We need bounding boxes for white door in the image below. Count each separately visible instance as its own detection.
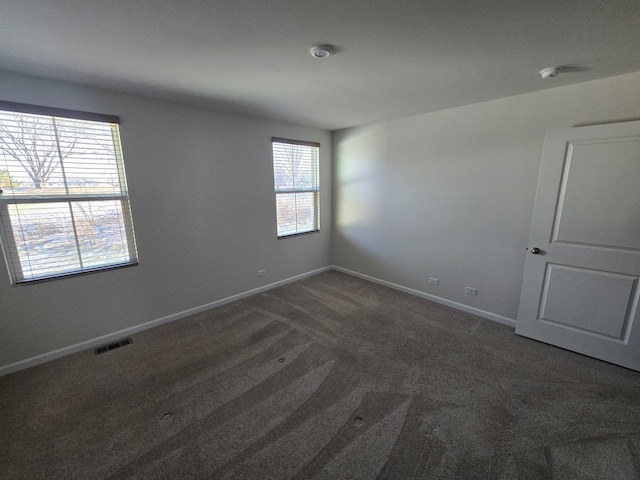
[516,120,640,371]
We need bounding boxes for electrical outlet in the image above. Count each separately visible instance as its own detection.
[465,287,477,295]
[428,277,439,285]
[257,269,266,277]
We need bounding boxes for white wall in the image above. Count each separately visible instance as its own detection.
[332,72,640,322]
[0,72,332,370]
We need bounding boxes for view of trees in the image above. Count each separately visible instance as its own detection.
[0,168,21,190]
[273,143,314,190]
[0,114,81,189]
[0,112,120,193]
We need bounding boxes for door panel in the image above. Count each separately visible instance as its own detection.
[553,139,640,250]
[516,120,640,371]
[539,264,637,339]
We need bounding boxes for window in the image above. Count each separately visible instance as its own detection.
[0,101,138,283]
[272,138,320,237]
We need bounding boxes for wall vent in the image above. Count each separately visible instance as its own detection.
[94,338,132,355]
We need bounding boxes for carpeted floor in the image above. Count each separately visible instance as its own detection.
[1,270,640,479]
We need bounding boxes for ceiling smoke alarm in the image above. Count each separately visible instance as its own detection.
[310,45,334,58]
[540,66,562,79]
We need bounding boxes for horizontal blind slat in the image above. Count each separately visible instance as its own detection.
[0,101,120,124]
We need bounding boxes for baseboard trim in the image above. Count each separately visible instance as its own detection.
[0,266,333,377]
[331,266,517,328]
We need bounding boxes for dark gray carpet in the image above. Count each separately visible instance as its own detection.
[1,270,640,479]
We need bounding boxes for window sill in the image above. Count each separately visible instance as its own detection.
[277,230,320,240]
[14,262,139,286]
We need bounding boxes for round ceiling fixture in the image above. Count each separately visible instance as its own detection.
[540,66,562,79]
[310,45,334,58]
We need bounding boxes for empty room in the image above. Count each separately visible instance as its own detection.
[1,0,640,478]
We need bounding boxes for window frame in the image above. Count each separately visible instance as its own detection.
[0,101,138,284]
[271,137,320,239]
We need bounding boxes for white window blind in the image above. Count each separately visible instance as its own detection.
[0,101,138,283]
[272,138,320,237]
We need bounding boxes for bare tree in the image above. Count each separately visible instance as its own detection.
[0,114,80,189]
[274,144,313,189]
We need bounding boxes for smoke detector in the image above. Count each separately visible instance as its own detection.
[310,45,334,58]
[540,66,562,79]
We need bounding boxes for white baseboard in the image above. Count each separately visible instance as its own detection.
[0,266,333,377]
[331,266,517,328]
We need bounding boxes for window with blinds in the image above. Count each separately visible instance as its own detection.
[0,101,138,284]
[272,138,320,238]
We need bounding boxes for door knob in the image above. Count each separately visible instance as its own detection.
[530,247,541,254]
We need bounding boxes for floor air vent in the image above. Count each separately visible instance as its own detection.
[94,338,132,355]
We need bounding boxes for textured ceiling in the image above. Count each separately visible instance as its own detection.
[1,0,639,130]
